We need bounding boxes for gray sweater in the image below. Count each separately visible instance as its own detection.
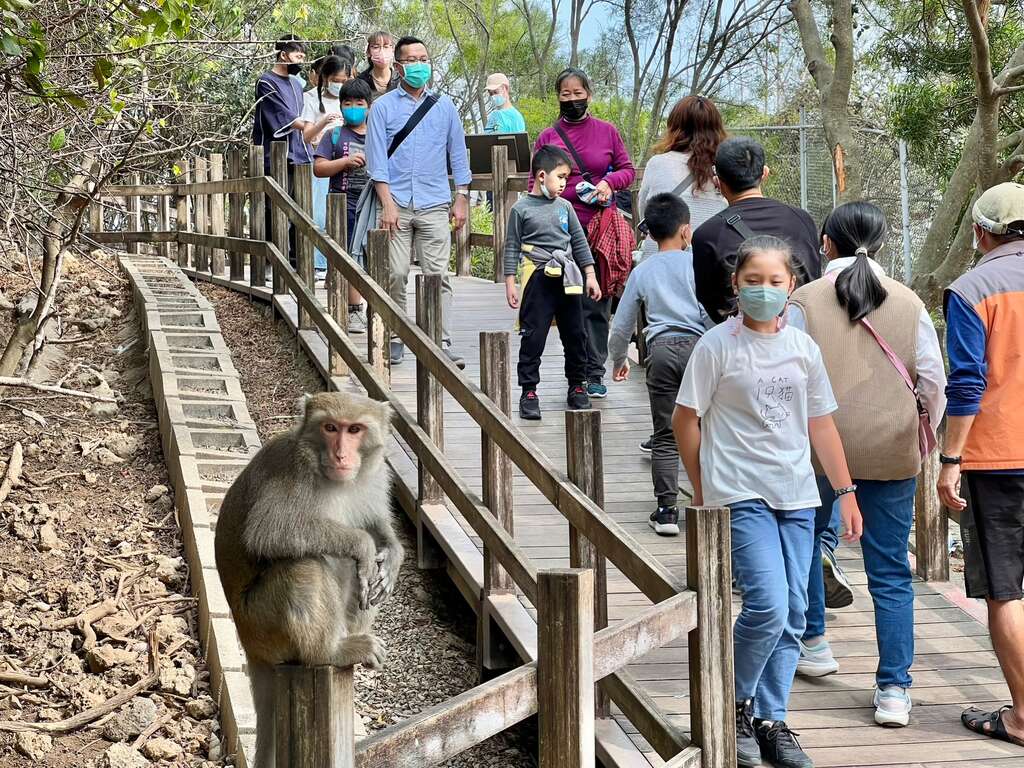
[503,194,594,276]
[608,248,707,368]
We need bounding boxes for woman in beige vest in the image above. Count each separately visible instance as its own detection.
[786,201,946,728]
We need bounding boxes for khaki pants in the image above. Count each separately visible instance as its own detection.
[387,204,453,346]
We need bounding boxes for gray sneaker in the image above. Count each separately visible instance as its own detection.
[390,340,405,365]
[347,308,366,334]
[736,699,761,768]
[443,346,466,370]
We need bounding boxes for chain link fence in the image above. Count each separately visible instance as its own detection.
[731,115,938,284]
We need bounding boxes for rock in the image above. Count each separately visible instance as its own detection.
[83,471,98,484]
[37,707,62,721]
[207,733,222,761]
[159,661,196,695]
[144,485,169,503]
[92,447,124,466]
[151,555,184,585]
[142,738,182,761]
[1,573,29,600]
[103,697,158,742]
[38,522,60,551]
[154,614,187,644]
[105,434,139,459]
[186,696,217,719]
[95,610,135,639]
[86,644,138,673]
[0,291,13,311]
[103,743,150,768]
[15,732,52,759]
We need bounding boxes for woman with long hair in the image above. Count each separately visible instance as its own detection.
[638,96,727,256]
[356,31,398,95]
[787,201,946,729]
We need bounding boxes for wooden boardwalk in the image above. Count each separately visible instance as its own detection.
[374,274,1017,768]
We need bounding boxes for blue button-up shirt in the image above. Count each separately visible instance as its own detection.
[365,87,472,210]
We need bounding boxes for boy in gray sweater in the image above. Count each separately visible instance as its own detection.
[609,193,706,535]
[505,145,602,420]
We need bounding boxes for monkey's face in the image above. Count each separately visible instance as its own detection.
[319,419,366,482]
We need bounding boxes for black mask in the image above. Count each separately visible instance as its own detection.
[559,98,589,122]
[286,62,302,76]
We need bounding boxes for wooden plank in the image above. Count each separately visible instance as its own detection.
[275,665,355,768]
[365,229,391,386]
[538,568,595,768]
[157,187,172,260]
[490,144,509,283]
[415,274,444,504]
[176,159,190,267]
[193,156,209,271]
[915,450,948,581]
[125,173,141,255]
[248,144,267,288]
[270,141,290,296]
[326,193,349,376]
[209,152,226,275]
[293,162,314,329]
[227,149,246,280]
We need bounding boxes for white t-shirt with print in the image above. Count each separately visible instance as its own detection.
[301,90,341,147]
[676,319,837,511]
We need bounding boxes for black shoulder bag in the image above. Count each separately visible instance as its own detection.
[388,93,439,157]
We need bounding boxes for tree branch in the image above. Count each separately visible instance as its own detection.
[0,378,115,402]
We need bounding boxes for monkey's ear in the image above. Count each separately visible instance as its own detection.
[374,399,393,430]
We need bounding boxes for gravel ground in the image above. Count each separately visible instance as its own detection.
[200,284,537,767]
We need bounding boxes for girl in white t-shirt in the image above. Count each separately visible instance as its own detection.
[673,235,862,768]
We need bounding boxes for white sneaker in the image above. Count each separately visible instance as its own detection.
[797,639,840,677]
[873,685,911,727]
[347,308,367,334]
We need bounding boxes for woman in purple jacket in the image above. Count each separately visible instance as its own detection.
[534,68,636,398]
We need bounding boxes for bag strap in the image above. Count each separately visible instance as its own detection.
[388,94,439,158]
[670,172,695,197]
[724,212,757,240]
[553,123,594,183]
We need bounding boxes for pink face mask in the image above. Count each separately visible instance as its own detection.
[369,46,393,67]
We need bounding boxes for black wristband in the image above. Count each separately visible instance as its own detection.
[939,454,962,465]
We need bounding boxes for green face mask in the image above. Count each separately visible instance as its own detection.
[738,286,789,321]
[401,62,432,89]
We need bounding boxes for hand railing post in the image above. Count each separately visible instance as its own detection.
[210,152,226,276]
[915,451,948,581]
[538,568,595,768]
[89,194,103,234]
[270,141,290,299]
[490,144,509,284]
[126,174,140,255]
[248,145,266,288]
[366,229,391,385]
[193,156,209,272]
[415,273,445,569]
[565,409,609,717]
[685,506,735,768]
[274,664,355,768]
[157,187,171,260]
[293,163,314,329]
[478,330,516,672]
[227,149,245,281]
[326,193,349,377]
[175,158,190,268]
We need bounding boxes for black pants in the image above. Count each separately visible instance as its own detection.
[645,334,698,508]
[517,273,586,390]
[584,260,612,382]
[264,165,298,265]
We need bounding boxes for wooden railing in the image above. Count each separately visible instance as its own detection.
[91,141,734,768]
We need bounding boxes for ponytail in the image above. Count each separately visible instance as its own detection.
[314,55,348,115]
[824,202,889,322]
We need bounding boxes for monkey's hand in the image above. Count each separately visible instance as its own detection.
[337,633,386,669]
[340,529,379,611]
[369,544,404,607]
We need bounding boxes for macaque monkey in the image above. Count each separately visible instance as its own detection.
[214,391,404,768]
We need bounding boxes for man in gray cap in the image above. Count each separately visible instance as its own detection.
[939,181,1024,746]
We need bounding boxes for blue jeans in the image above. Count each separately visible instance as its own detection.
[804,476,917,688]
[312,173,330,270]
[731,499,815,721]
[805,476,840,640]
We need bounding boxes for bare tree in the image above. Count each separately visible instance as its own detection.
[568,0,599,67]
[513,0,561,92]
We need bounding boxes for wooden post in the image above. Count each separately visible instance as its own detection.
[89,196,103,234]
[685,507,735,768]
[270,141,290,297]
[565,409,609,717]
[227,149,246,281]
[293,163,315,328]
[629,186,641,241]
[538,568,595,768]
[210,152,226,275]
[490,144,509,284]
[248,145,266,287]
[366,229,391,385]
[455,214,471,277]
[479,331,516,672]
[125,174,141,255]
[274,664,355,768]
[193,156,209,272]
[915,451,948,581]
[414,273,446,569]
[326,193,349,376]
[157,191,171,260]
[175,158,189,268]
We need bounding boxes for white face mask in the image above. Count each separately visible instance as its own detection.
[327,82,342,97]
[539,173,555,199]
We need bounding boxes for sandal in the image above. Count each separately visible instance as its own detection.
[962,705,1024,746]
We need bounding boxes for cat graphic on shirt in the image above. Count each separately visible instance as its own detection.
[757,376,794,430]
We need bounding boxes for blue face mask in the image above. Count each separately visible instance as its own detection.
[342,106,367,125]
[401,62,432,89]
[491,94,506,108]
[738,286,789,322]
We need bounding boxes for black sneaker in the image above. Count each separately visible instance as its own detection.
[567,383,590,410]
[756,720,814,768]
[639,437,653,454]
[649,506,679,536]
[822,544,854,609]
[735,699,761,768]
[519,390,541,420]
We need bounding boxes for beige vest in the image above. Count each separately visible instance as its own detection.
[789,275,923,480]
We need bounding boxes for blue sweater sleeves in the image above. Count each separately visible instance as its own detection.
[944,290,988,416]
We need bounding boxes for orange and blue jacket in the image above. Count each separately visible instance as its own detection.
[944,241,1024,470]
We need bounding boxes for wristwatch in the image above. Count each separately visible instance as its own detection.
[455,187,469,197]
[939,454,963,465]
[834,484,857,497]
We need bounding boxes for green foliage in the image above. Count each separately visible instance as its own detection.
[449,203,496,280]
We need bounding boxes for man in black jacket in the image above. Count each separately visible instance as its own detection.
[692,136,821,324]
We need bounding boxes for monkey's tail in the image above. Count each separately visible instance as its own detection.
[248,659,276,768]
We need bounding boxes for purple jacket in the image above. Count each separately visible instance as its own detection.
[534,116,635,228]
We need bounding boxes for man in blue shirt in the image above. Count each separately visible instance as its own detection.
[485,73,527,134]
[366,36,472,368]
